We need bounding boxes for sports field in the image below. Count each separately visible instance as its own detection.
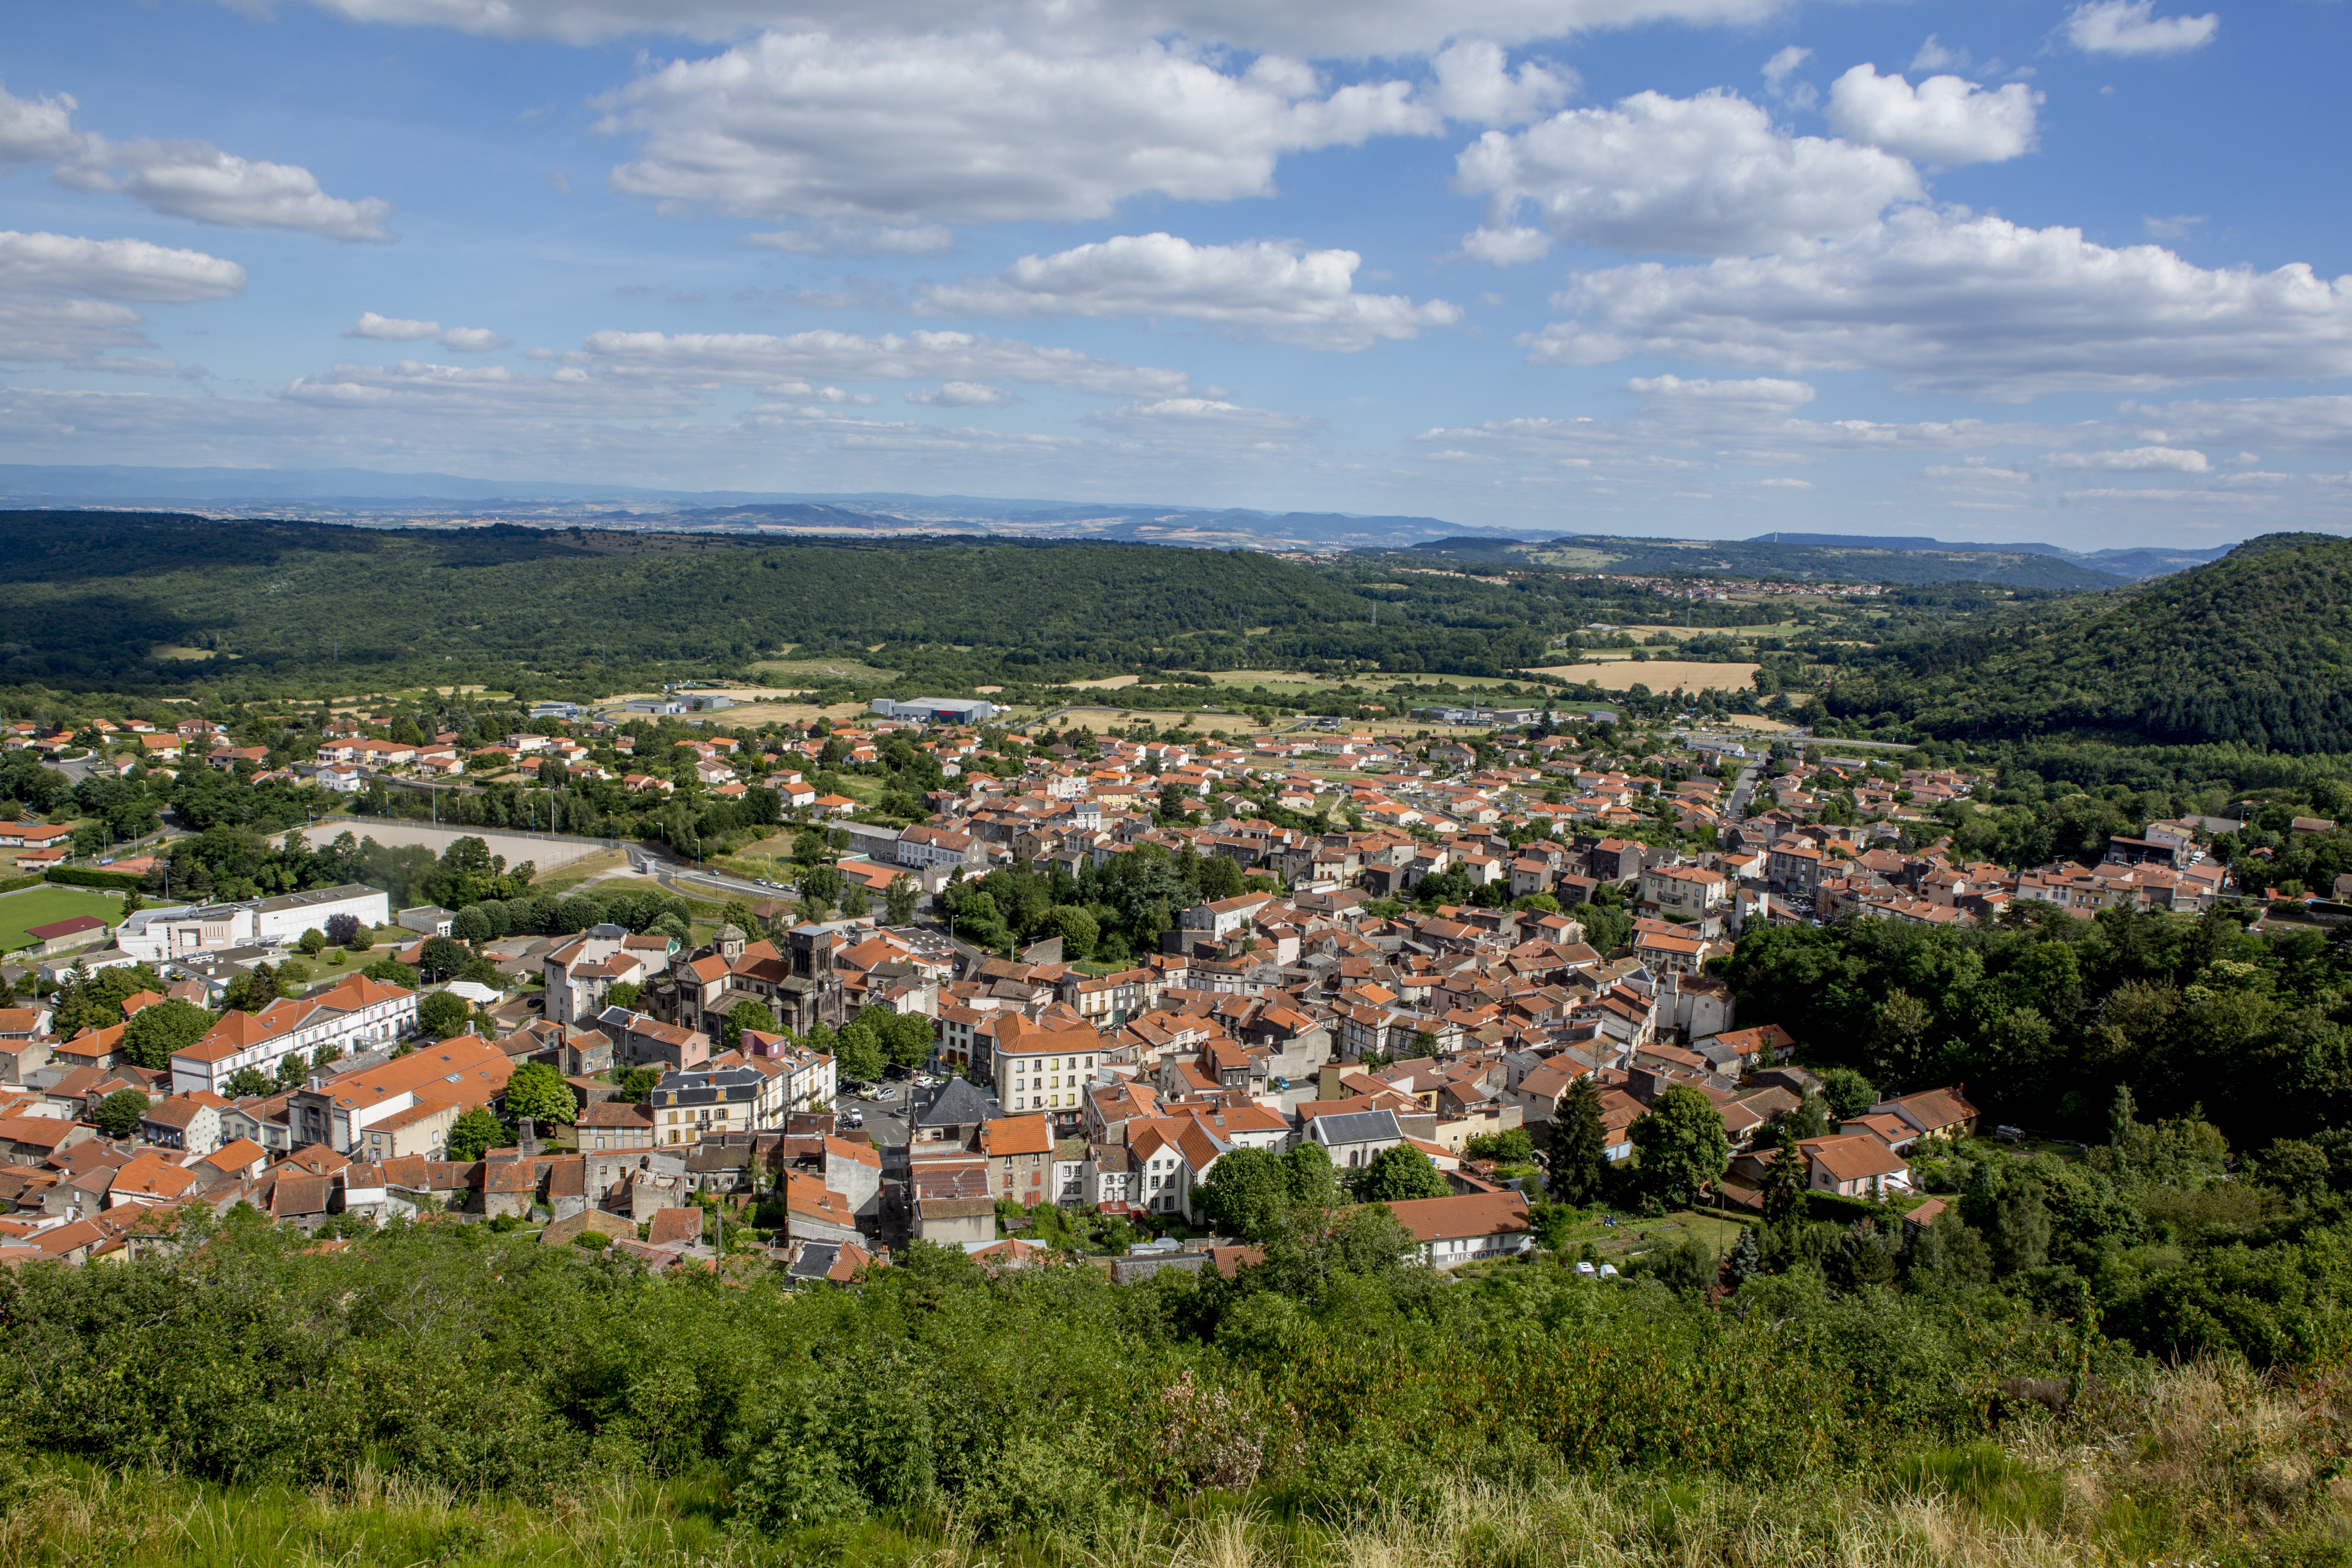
[0,886,124,953]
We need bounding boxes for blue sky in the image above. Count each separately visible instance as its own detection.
[1,0,2347,547]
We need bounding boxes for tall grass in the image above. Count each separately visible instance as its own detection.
[2,1362,2342,1568]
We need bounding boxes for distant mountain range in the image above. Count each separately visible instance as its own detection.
[0,462,2239,583]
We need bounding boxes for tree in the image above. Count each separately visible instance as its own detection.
[1283,1141,1338,1209]
[606,981,644,1010]
[504,1062,578,1127]
[417,990,471,1040]
[311,1042,343,1070]
[835,1021,884,1084]
[93,1087,150,1139]
[221,962,282,1014]
[447,1105,507,1162]
[1818,1066,1878,1122]
[363,958,420,988]
[722,901,763,942]
[418,937,470,984]
[1721,1225,1764,1289]
[1196,1147,1290,1240]
[611,1063,662,1099]
[297,927,328,956]
[837,879,871,920]
[1546,1076,1608,1206]
[1781,1091,1831,1140]
[1045,905,1098,959]
[224,1067,272,1098]
[451,906,493,944]
[725,997,776,1050]
[885,875,919,926]
[119,999,216,1070]
[325,912,363,948]
[873,1008,932,1070]
[1462,1127,1536,1164]
[1348,1144,1450,1204]
[1628,1084,1730,1210]
[1761,1126,1807,1225]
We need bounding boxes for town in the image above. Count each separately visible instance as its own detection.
[0,682,2265,1283]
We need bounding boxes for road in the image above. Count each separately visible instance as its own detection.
[1725,760,1763,822]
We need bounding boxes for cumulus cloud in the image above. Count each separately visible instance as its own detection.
[2064,0,2219,56]
[344,313,513,351]
[0,230,244,372]
[0,80,392,240]
[1085,396,1324,447]
[1454,89,1920,261]
[1426,41,1575,127]
[906,381,1017,406]
[0,81,81,170]
[1526,208,2352,398]
[1825,65,2038,164]
[1909,35,1967,73]
[578,326,1192,397]
[345,312,441,341]
[284,359,709,416]
[601,32,1451,229]
[249,0,1795,58]
[58,141,394,241]
[1760,46,1811,92]
[0,230,246,302]
[2050,445,2213,472]
[917,232,1460,351]
[741,221,953,256]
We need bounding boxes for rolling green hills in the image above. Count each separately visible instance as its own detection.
[1822,533,2352,751]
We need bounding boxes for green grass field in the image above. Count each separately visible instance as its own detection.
[0,885,126,953]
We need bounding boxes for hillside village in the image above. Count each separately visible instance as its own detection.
[0,689,2259,1278]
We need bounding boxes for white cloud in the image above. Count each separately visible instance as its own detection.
[345,312,441,341]
[1755,476,1811,488]
[283,359,710,416]
[2144,213,2204,239]
[1427,41,1575,127]
[250,0,1797,58]
[602,32,1443,228]
[1086,396,1323,446]
[58,140,394,241]
[0,230,244,372]
[0,81,81,170]
[1527,208,2352,398]
[2117,395,2352,453]
[1825,65,2038,165]
[344,313,513,351]
[1760,46,1811,91]
[578,326,1192,396]
[0,230,246,302]
[0,80,392,240]
[1454,89,1920,261]
[2050,445,2212,472]
[741,221,953,256]
[1909,35,1967,73]
[1924,462,2032,481]
[918,232,1461,351]
[2064,0,2219,56]
[906,381,1017,406]
[1457,225,1555,265]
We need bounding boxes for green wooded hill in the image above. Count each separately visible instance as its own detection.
[1408,533,2129,591]
[0,512,1392,693]
[1824,533,2352,751]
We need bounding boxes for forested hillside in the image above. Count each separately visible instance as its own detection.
[1820,534,2352,752]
